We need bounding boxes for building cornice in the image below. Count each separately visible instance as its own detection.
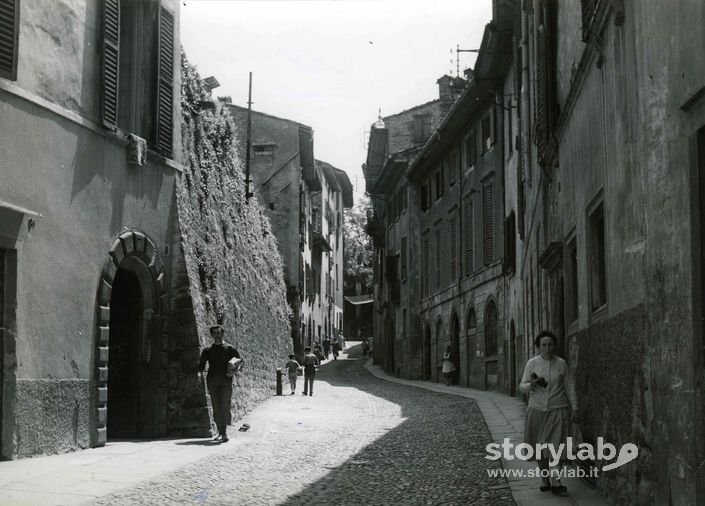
[0,80,184,172]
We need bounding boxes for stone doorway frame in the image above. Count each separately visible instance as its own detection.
[93,230,167,447]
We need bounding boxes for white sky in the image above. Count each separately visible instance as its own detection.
[180,0,493,200]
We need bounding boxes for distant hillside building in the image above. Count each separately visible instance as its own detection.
[225,104,352,355]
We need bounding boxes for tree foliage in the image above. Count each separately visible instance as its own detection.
[343,194,374,294]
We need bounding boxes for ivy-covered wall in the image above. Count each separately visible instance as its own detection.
[167,53,292,436]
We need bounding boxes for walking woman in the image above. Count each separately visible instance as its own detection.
[442,345,456,386]
[519,330,579,496]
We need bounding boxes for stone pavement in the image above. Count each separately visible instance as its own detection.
[0,344,607,506]
[364,359,611,506]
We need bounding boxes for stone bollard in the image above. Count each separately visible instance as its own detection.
[276,368,283,396]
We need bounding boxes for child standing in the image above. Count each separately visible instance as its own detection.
[284,354,301,395]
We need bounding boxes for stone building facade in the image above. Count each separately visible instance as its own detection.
[363,80,461,378]
[523,0,705,503]
[365,0,705,503]
[0,0,183,458]
[226,105,352,357]
[0,1,292,460]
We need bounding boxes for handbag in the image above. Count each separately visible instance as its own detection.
[226,357,243,377]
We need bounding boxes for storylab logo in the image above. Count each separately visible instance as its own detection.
[485,437,638,471]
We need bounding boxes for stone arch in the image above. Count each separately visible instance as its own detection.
[423,322,432,380]
[450,311,460,385]
[484,297,499,391]
[94,230,167,446]
[435,316,443,382]
[484,298,499,356]
[465,306,477,386]
[509,319,517,396]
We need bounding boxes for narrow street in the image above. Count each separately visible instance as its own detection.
[82,345,513,506]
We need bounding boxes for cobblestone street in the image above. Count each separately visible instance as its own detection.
[88,348,514,506]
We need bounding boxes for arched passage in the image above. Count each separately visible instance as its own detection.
[107,265,143,437]
[466,307,476,387]
[435,318,443,383]
[484,299,498,391]
[509,319,517,396]
[94,230,167,446]
[423,323,432,380]
[450,312,460,385]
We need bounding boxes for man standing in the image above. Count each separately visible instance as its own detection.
[197,325,240,442]
[302,346,319,396]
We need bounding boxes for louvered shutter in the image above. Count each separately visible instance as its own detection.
[464,199,473,275]
[490,107,496,146]
[101,0,119,128]
[0,0,19,81]
[483,184,494,264]
[449,216,457,282]
[535,20,547,163]
[434,229,442,291]
[422,237,429,297]
[156,6,174,157]
[401,237,407,280]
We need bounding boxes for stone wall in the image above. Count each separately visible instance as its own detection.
[571,303,650,504]
[169,54,292,436]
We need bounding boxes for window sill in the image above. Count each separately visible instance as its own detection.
[590,304,608,324]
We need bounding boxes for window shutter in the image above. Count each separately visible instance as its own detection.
[434,229,442,291]
[0,0,19,81]
[401,237,407,280]
[464,199,473,275]
[422,237,429,297]
[156,6,174,157]
[490,107,496,146]
[483,184,494,264]
[101,0,120,128]
[536,23,547,162]
[449,216,457,282]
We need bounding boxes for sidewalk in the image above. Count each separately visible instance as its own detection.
[364,359,611,506]
[0,435,240,505]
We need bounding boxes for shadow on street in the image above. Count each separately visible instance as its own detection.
[278,344,514,505]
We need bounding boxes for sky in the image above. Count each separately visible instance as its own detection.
[180,0,493,201]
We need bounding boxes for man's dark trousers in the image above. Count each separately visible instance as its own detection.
[207,375,233,434]
[303,371,315,395]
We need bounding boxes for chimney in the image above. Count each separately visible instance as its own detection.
[437,75,454,104]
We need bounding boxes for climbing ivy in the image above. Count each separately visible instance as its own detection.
[178,51,292,368]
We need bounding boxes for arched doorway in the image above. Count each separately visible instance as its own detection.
[435,318,443,383]
[107,266,142,437]
[509,320,517,396]
[466,308,476,387]
[108,256,158,439]
[423,323,432,380]
[450,312,460,385]
[95,230,167,446]
[485,300,499,391]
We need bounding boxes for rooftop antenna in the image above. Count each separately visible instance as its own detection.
[456,44,479,77]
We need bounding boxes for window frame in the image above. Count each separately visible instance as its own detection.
[564,231,579,325]
[587,199,607,314]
